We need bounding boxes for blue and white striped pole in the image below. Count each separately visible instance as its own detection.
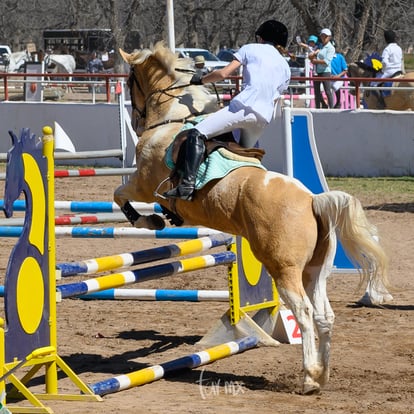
[0,199,162,214]
[78,288,229,301]
[0,226,223,239]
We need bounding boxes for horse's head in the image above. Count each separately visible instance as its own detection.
[120,42,219,136]
[3,129,38,218]
[347,53,383,95]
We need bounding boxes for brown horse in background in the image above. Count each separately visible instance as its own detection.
[114,42,390,395]
[348,58,414,110]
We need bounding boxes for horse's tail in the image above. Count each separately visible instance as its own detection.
[312,190,391,304]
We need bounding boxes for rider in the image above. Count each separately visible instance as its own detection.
[164,19,291,201]
[380,29,403,80]
[373,29,403,109]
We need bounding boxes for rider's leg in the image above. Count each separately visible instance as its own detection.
[163,106,266,201]
[163,128,206,200]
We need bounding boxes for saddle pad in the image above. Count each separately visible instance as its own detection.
[165,133,266,190]
[194,147,266,190]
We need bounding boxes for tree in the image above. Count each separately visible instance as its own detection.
[0,0,412,71]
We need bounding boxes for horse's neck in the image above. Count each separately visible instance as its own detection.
[147,82,218,126]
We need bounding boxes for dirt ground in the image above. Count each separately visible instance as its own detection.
[0,175,412,414]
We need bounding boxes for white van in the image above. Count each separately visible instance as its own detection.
[175,48,228,72]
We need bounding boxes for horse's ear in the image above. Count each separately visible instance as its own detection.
[119,49,132,64]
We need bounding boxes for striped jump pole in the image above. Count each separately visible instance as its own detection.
[0,212,128,227]
[0,168,136,181]
[54,168,136,178]
[57,251,235,299]
[78,288,229,301]
[0,200,162,214]
[57,233,232,276]
[0,286,228,301]
[0,226,223,239]
[89,336,258,396]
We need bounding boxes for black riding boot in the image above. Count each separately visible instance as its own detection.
[163,129,206,201]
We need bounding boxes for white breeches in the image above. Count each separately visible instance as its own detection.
[195,105,267,148]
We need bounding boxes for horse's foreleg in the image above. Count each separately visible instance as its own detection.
[276,268,322,395]
[114,180,165,230]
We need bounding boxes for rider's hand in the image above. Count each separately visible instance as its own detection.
[190,74,203,85]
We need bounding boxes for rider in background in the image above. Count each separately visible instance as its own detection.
[164,19,291,201]
[373,30,403,108]
[380,30,403,80]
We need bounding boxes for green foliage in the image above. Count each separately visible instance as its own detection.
[404,54,414,71]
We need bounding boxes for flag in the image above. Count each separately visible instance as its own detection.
[54,121,76,153]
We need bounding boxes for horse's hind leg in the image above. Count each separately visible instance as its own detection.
[304,263,335,387]
[303,236,336,388]
[114,172,165,230]
[276,266,322,395]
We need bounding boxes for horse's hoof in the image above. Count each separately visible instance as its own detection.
[135,214,165,230]
[302,381,321,395]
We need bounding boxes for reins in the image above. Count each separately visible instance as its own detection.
[128,65,222,132]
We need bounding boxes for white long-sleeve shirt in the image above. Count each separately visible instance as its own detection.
[381,42,403,78]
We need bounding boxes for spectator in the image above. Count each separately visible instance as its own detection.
[87,52,104,92]
[87,52,104,74]
[297,35,319,54]
[164,20,291,201]
[309,28,335,108]
[194,55,209,76]
[330,43,348,108]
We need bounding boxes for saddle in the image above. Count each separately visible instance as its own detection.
[163,130,266,227]
[170,130,265,169]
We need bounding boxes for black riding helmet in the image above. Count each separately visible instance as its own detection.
[384,30,396,44]
[255,20,288,48]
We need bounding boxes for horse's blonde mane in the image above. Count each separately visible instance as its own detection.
[127,41,217,114]
[129,41,193,82]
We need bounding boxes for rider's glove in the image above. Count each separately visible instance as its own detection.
[190,74,203,85]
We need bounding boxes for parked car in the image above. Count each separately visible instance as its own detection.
[0,45,12,69]
[175,48,228,72]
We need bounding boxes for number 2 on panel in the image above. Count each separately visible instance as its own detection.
[287,314,302,339]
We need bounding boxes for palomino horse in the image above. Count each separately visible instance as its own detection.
[348,57,414,110]
[114,42,390,395]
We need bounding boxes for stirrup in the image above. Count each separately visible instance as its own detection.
[154,176,172,200]
[163,185,195,201]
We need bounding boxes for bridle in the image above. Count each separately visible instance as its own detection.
[127,66,221,132]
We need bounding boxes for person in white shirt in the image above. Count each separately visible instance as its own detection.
[373,30,404,108]
[164,20,291,201]
[380,30,403,79]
